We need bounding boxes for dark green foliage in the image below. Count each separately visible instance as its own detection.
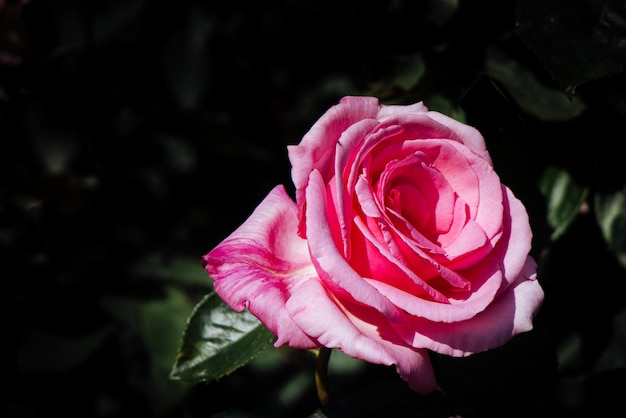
[170,292,275,382]
[516,0,626,95]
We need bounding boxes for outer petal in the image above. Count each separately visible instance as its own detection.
[286,278,437,394]
[376,185,540,351]
[363,254,503,323]
[287,96,380,213]
[425,111,493,165]
[376,101,429,119]
[495,186,534,288]
[393,256,543,356]
[202,185,319,349]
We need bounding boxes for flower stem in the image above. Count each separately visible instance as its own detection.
[315,347,333,405]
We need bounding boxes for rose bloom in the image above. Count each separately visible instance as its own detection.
[203,96,544,393]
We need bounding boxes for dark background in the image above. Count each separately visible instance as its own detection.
[2,1,626,417]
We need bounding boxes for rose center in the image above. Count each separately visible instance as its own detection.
[378,152,456,244]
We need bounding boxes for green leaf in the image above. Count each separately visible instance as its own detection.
[539,167,589,240]
[485,47,586,121]
[171,291,275,382]
[594,187,626,269]
[516,0,626,94]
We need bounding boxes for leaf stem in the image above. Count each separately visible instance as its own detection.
[315,347,333,405]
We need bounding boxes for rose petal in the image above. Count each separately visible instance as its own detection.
[394,256,543,356]
[352,215,450,303]
[332,118,381,255]
[355,174,444,256]
[370,139,503,243]
[346,123,407,201]
[496,186,534,289]
[376,152,456,237]
[376,113,462,144]
[202,185,319,349]
[442,218,491,268]
[354,173,471,293]
[425,111,493,165]
[436,198,470,250]
[288,96,380,226]
[286,278,437,394]
[386,220,471,292]
[365,253,503,323]
[305,169,398,317]
[377,101,429,119]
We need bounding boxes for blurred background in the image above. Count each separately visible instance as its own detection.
[2,1,625,417]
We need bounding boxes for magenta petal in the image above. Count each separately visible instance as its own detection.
[286,279,437,394]
[305,169,397,317]
[287,97,380,219]
[425,111,493,165]
[364,256,502,323]
[377,101,429,119]
[332,118,381,255]
[426,140,504,242]
[202,185,319,349]
[497,186,534,288]
[355,175,381,218]
[397,256,543,356]
[353,216,450,303]
[443,218,490,265]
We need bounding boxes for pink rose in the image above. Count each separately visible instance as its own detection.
[202,96,544,393]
